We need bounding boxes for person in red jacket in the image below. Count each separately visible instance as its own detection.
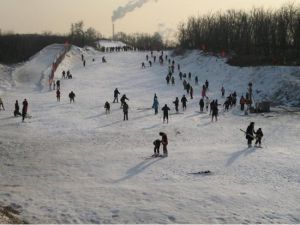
[159,132,168,157]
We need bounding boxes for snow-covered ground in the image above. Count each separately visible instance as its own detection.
[0,46,299,223]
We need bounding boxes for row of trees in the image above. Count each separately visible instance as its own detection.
[0,20,166,64]
[177,4,300,65]
[0,21,102,64]
[114,32,164,50]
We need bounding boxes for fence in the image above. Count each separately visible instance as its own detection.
[48,43,71,87]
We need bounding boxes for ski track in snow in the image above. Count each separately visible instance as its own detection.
[0,46,299,223]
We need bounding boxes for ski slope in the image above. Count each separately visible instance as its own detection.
[0,46,299,223]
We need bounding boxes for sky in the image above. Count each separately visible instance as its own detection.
[0,0,299,40]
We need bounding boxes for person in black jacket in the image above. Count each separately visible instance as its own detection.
[211,100,219,122]
[153,139,161,156]
[120,94,129,108]
[14,100,21,117]
[69,91,75,103]
[113,88,120,103]
[255,128,263,147]
[104,101,110,114]
[123,102,129,120]
[161,104,170,123]
[246,122,256,147]
[199,98,204,112]
[181,95,188,111]
[173,97,179,113]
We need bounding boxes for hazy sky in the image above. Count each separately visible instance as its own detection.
[0,0,299,40]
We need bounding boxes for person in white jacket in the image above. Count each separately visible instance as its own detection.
[205,97,210,112]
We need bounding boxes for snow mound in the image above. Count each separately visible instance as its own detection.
[12,44,65,89]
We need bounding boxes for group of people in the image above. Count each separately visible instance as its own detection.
[62,70,72,79]
[153,132,168,157]
[0,97,28,122]
[245,122,264,148]
[14,99,28,122]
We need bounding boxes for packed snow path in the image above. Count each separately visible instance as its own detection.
[0,47,299,223]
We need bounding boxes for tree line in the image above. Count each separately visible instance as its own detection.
[0,20,166,64]
[0,21,101,64]
[114,32,164,50]
[177,4,300,66]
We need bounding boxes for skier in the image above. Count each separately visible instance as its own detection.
[179,72,183,80]
[246,122,255,147]
[152,97,159,115]
[166,75,170,85]
[211,100,219,122]
[102,56,106,63]
[205,80,209,89]
[181,95,188,111]
[69,91,75,103]
[190,86,194,99]
[224,99,230,112]
[195,76,198,85]
[56,80,60,90]
[14,100,21,117]
[56,89,60,102]
[146,55,149,61]
[159,132,168,156]
[62,70,66,79]
[205,97,210,112]
[153,56,156,63]
[104,101,110,114]
[161,104,170,123]
[171,76,175,85]
[255,128,264,147]
[83,60,86,67]
[201,85,206,98]
[178,64,180,71]
[153,139,161,156]
[240,95,245,111]
[221,86,225,97]
[22,99,28,122]
[53,81,56,90]
[0,98,5,110]
[209,100,214,115]
[123,102,129,121]
[149,60,152,67]
[199,98,204,112]
[113,88,120,103]
[188,72,191,80]
[141,62,145,69]
[173,97,179,113]
[186,83,190,94]
[120,94,129,108]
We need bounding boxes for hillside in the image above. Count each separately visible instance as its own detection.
[0,46,299,223]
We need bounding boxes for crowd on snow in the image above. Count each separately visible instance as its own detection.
[0,49,264,157]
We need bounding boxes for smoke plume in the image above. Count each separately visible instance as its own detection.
[112,0,158,22]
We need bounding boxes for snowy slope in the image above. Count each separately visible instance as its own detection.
[0,47,299,223]
[0,64,15,95]
[12,44,65,90]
